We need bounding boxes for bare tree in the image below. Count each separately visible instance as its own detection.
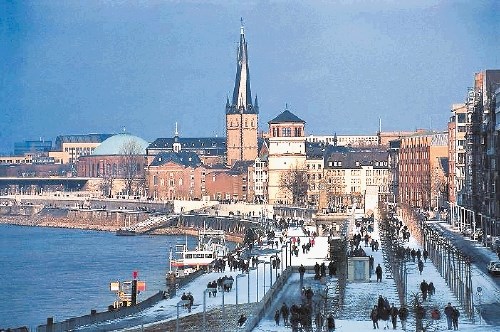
[99,163,115,198]
[279,163,308,206]
[319,171,345,211]
[120,140,144,197]
[431,160,448,209]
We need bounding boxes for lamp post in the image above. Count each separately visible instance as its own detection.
[203,288,211,331]
[269,256,273,286]
[221,286,226,332]
[263,261,271,294]
[235,273,246,304]
[247,267,251,304]
[176,300,186,332]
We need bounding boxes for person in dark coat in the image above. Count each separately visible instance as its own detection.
[328,260,336,277]
[428,282,435,299]
[451,307,460,330]
[314,262,321,279]
[237,314,247,327]
[420,280,428,301]
[444,302,454,330]
[274,309,280,326]
[415,303,426,331]
[390,303,399,330]
[423,249,429,262]
[327,314,336,331]
[370,305,379,329]
[398,305,409,331]
[299,264,306,288]
[281,302,289,326]
[320,262,327,277]
[418,259,424,275]
[375,264,383,282]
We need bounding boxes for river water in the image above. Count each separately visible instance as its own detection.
[0,224,198,329]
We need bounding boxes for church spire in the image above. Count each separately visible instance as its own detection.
[229,18,256,114]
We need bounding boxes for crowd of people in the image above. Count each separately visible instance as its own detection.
[370,295,409,330]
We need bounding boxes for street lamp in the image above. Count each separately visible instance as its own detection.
[269,256,274,286]
[203,288,213,330]
[235,273,246,304]
[221,286,226,332]
[263,261,271,293]
[176,300,188,332]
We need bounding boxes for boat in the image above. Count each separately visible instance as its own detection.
[116,228,136,236]
[168,229,228,278]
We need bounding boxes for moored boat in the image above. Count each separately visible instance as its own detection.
[168,229,228,278]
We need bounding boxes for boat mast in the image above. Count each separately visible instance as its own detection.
[169,246,173,273]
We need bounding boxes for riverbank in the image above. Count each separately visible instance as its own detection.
[0,217,245,243]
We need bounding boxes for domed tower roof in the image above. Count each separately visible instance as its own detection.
[92,133,149,155]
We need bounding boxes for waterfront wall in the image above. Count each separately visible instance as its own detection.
[36,291,166,332]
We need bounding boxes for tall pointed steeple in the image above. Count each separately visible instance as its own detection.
[228,18,257,115]
[225,19,259,166]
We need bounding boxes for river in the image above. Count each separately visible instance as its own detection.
[0,224,198,329]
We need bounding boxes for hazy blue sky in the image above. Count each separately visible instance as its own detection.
[1,0,499,154]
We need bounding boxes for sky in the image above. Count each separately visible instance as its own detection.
[1,0,499,154]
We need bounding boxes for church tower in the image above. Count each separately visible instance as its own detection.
[226,20,259,166]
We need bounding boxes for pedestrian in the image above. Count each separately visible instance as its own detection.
[428,282,435,298]
[375,264,383,282]
[327,314,336,331]
[320,262,327,277]
[418,259,424,275]
[299,264,306,288]
[371,305,379,329]
[423,249,429,262]
[451,307,460,330]
[420,280,428,301]
[281,302,289,326]
[315,311,323,330]
[274,309,280,326]
[398,305,408,331]
[390,303,399,330]
[444,302,454,330]
[415,303,425,331]
[328,260,336,277]
[237,314,247,327]
[314,262,321,280]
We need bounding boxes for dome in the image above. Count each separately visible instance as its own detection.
[92,133,149,155]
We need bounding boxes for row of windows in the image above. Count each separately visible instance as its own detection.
[271,127,303,138]
[228,119,256,128]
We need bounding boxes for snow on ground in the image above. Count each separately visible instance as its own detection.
[78,214,499,331]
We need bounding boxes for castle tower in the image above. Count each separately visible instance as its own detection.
[226,20,259,166]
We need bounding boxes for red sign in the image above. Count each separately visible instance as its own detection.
[137,281,146,292]
[133,271,138,279]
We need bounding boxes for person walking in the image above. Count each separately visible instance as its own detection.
[371,305,380,329]
[327,314,336,331]
[274,309,280,326]
[428,282,435,299]
[299,264,306,288]
[420,280,428,301]
[398,305,408,331]
[451,306,460,330]
[375,264,383,282]
[315,311,324,331]
[444,302,454,330]
[390,303,399,330]
[418,259,424,275]
[281,302,289,326]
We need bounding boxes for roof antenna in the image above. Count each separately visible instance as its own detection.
[240,17,244,35]
[285,103,288,111]
[122,126,126,133]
